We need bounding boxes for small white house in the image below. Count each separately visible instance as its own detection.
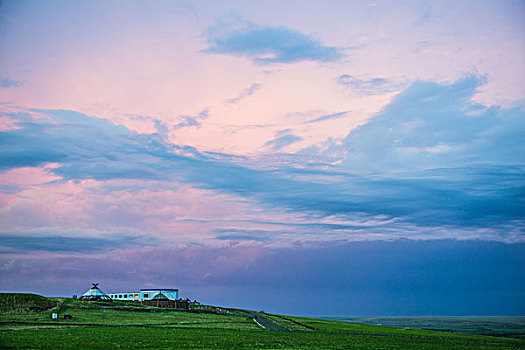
[109,288,179,301]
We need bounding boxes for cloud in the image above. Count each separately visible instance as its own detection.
[0,109,160,178]
[204,24,343,64]
[225,83,262,104]
[337,75,403,95]
[173,109,209,129]
[305,111,349,124]
[117,113,170,138]
[1,75,523,243]
[264,129,302,151]
[0,124,69,170]
[0,232,149,254]
[0,77,21,88]
[153,118,169,137]
[339,74,524,170]
[214,228,274,242]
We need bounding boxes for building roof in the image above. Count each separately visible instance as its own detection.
[80,283,111,300]
[151,292,169,300]
[139,288,178,292]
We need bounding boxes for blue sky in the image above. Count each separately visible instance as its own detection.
[0,0,524,315]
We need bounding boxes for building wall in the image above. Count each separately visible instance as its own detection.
[109,289,178,301]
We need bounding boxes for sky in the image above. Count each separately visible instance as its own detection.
[0,0,524,316]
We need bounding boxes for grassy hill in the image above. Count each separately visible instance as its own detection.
[0,293,524,349]
[0,293,56,314]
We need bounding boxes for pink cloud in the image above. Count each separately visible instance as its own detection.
[0,115,21,131]
[0,175,258,245]
[0,163,61,185]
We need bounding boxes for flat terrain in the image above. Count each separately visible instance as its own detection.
[1,294,524,349]
[323,316,525,340]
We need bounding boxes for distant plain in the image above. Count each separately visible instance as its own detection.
[322,316,525,340]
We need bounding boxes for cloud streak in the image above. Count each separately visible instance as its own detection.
[205,24,343,64]
[0,77,21,88]
[225,83,262,104]
[264,129,302,151]
[305,111,349,124]
[0,232,149,254]
[173,109,209,129]
[337,75,403,95]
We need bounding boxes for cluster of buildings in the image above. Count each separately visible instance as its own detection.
[79,283,194,309]
[108,288,179,301]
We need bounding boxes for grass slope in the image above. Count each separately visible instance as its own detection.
[0,293,56,314]
[0,293,524,349]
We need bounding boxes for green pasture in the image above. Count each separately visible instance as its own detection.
[322,316,525,340]
[1,293,524,349]
[4,327,525,350]
[0,296,257,331]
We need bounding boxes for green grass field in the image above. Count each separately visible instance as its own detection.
[1,293,524,349]
[322,316,525,340]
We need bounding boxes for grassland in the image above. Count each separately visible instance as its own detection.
[322,316,525,340]
[1,293,524,349]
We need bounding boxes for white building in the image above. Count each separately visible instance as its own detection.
[109,288,179,301]
[80,283,111,301]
